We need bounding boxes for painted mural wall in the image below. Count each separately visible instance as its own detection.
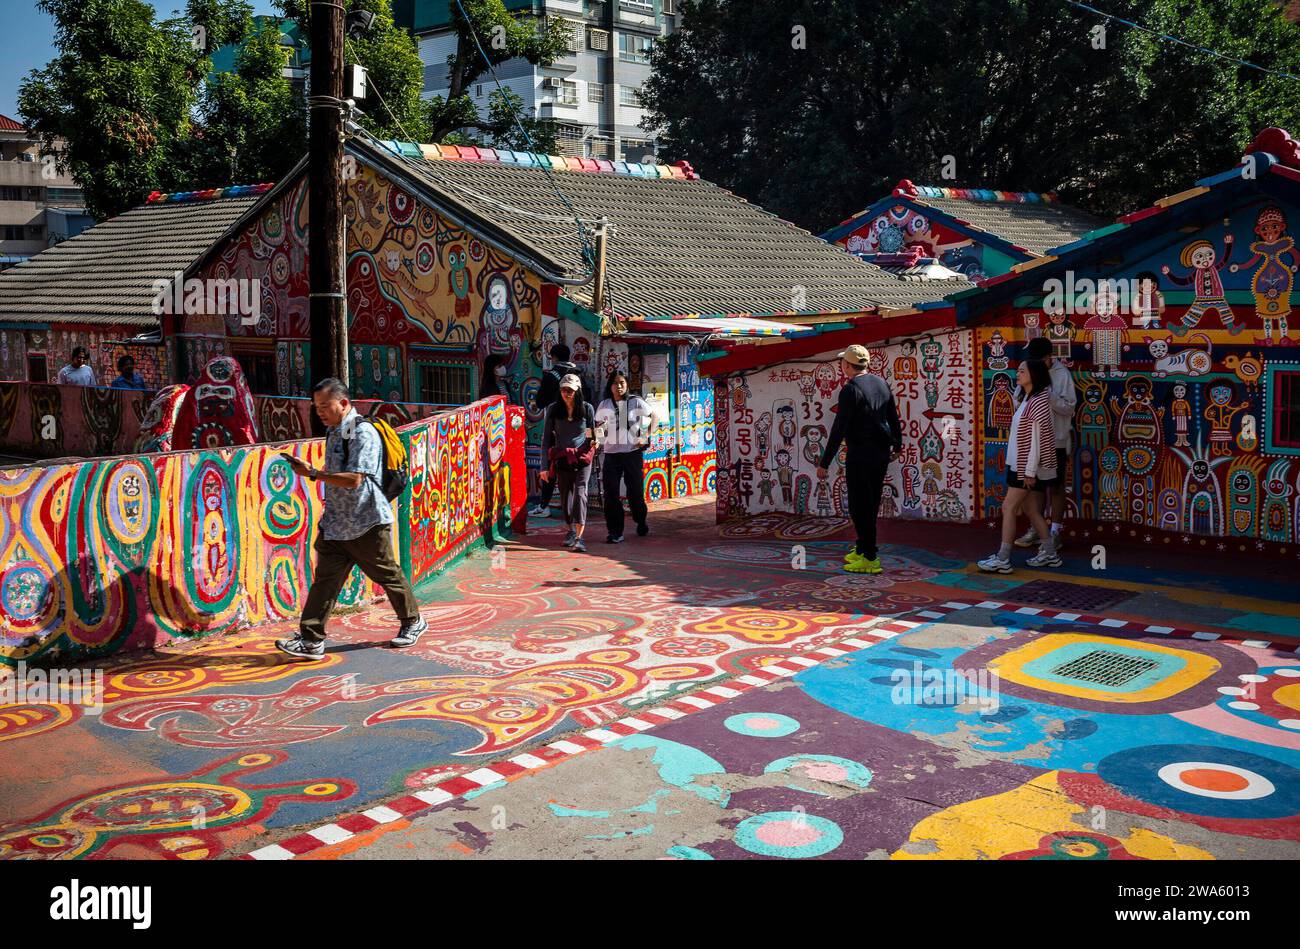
[0,327,169,388]
[835,205,1016,281]
[714,331,975,523]
[0,381,444,460]
[974,196,1300,555]
[0,397,523,667]
[192,164,547,410]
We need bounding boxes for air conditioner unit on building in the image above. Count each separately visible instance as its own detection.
[589,28,609,50]
[544,77,564,89]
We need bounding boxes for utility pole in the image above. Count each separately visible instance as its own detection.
[309,0,349,427]
[590,216,610,315]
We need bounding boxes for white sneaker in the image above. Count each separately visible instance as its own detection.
[528,504,549,517]
[977,553,1014,574]
[1026,545,1062,568]
[1013,528,1040,548]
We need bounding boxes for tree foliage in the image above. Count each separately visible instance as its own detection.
[641,0,1300,231]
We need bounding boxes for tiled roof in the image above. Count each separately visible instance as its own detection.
[0,114,25,132]
[0,190,268,326]
[365,138,957,318]
[898,183,1106,256]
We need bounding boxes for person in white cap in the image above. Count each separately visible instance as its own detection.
[815,344,902,574]
[539,373,596,552]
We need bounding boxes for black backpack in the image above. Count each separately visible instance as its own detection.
[344,417,410,501]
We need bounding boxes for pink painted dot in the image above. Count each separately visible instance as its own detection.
[747,717,780,730]
[755,820,822,848]
[799,762,848,782]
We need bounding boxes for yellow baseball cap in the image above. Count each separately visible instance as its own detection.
[838,345,870,367]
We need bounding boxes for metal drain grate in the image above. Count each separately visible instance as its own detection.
[1005,579,1137,612]
[1049,650,1159,687]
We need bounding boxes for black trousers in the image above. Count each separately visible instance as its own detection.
[845,450,889,559]
[602,449,648,537]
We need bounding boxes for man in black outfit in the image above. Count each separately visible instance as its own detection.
[530,343,585,517]
[816,345,903,575]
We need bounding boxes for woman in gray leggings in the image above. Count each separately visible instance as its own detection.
[539,374,595,552]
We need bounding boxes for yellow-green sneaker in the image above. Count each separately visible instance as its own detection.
[845,556,883,574]
[844,548,863,562]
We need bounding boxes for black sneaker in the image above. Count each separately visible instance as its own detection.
[391,617,428,648]
[607,534,625,544]
[276,636,326,660]
[636,522,649,537]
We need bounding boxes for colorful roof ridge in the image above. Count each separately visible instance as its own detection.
[378,139,700,180]
[892,178,1057,203]
[145,182,276,204]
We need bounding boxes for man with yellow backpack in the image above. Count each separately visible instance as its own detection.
[278,378,426,659]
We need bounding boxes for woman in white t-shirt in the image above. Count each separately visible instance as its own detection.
[595,370,656,544]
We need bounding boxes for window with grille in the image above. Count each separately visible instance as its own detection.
[554,79,579,105]
[559,18,584,52]
[555,124,586,157]
[588,27,609,50]
[1273,370,1300,450]
[662,0,676,14]
[588,82,606,103]
[618,84,643,107]
[419,363,473,405]
[622,138,653,161]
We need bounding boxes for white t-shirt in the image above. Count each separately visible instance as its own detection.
[58,364,97,386]
[1006,399,1028,473]
[595,396,654,454]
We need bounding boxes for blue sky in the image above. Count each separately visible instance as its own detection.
[0,1,280,121]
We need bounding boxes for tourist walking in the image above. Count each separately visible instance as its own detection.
[816,345,902,575]
[979,359,1061,574]
[479,353,511,401]
[530,343,585,517]
[539,374,596,553]
[595,370,656,543]
[1013,336,1075,553]
[277,378,427,659]
[57,347,96,386]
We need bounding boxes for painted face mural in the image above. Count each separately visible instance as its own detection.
[173,357,259,450]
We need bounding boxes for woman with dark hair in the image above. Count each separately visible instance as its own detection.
[595,370,657,543]
[479,353,510,401]
[539,374,596,552]
[978,358,1060,574]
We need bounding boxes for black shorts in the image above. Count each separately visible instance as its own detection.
[1036,448,1069,488]
[1006,468,1047,492]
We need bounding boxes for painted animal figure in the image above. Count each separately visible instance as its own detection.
[1146,333,1212,378]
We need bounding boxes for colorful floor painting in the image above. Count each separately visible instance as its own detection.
[315,604,1300,861]
[3,499,1299,860]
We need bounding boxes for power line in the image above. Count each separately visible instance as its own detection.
[1064,0,1300,82]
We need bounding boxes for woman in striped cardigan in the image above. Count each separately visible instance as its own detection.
[979,359,1061,573]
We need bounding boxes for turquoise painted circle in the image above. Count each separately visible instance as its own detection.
[664,845,714,860]
[724,712,800,737]
[734,811,843,858]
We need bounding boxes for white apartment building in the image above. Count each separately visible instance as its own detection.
[0,115,91,270]
[404,0,677,160]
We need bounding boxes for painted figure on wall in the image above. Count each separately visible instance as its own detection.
[755,411,773,458]
[1083,285,1129,377]
[1163,233,1238,335]
[1078,381,1111,452]
[476,272,520,371]
[1023,313,1042,343]
[894,339,919,380]
[1112,377,1164,448]
[1262,459,1294,543]
[446,243,472,321]
[1230,205,1298,343]
[775,449,794,504]
[1203,382,1250,457]
[136,384,190,453]
[173,357,260,450]
[776,401,796,448]
[1169,383,1192,447]
[1046,309,1074,364]
[987,373,1015,439]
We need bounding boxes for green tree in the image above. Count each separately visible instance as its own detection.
[19,0,252,220]
[189,18,307,186]
[273,0,429,141]
[483,88,558,153]
[642,0,1300,231]
[427,0,568,143]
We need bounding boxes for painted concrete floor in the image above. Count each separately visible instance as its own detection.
[1,498,1298,860]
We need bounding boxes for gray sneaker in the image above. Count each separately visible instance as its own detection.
[977,553,1014,574]
[391,616,428,648]
[563,529,577,548]
[572,537,587,553]
[1013,528,1040,548]
[528,504,549,517]
[275,635,326,660]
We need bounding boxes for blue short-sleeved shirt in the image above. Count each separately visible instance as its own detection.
[319,408,393,541]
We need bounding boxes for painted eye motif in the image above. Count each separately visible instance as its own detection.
[908,215,929,234]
